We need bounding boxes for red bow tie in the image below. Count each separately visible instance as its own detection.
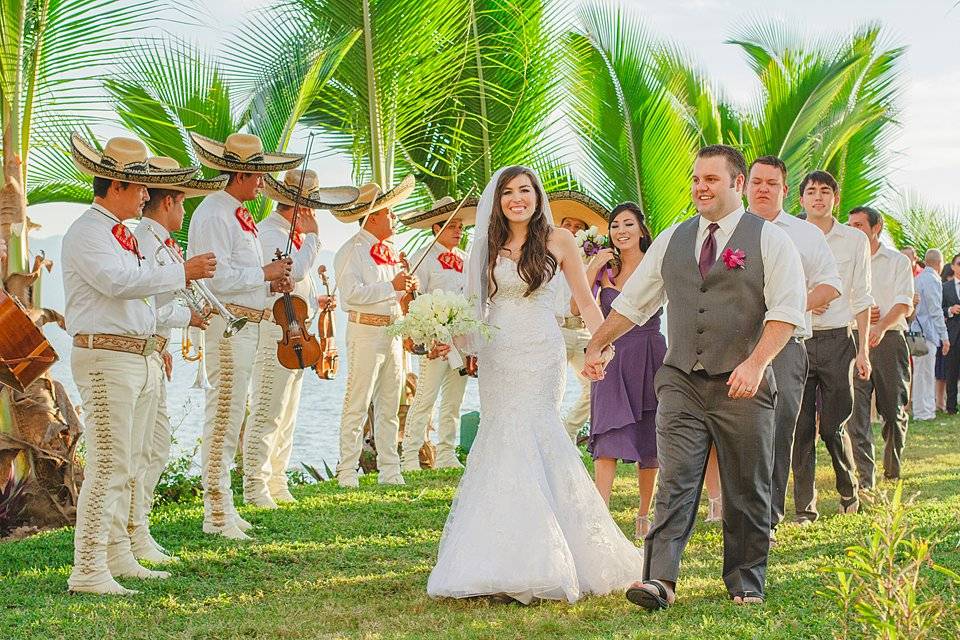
[112,224,143,259]
[437,251,463,272]
[292,229,304,251]
[370,240,399,266]
[235,206,258,236]
[164,237,183,258]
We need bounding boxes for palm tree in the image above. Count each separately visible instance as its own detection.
[882,189,960,260]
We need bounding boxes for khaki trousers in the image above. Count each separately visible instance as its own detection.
[246,321,304,500]
[129,355,172,552]
[201,314,259,527]
[68,346,160,590]
[401,354,468,469]
[336,321,403,481]
[561,326,592,439]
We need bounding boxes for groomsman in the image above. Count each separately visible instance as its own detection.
[131,158,226,563]
[187,132,300,539]
[940,253,960,413]
[911,249,949,420]
[846,207,914,489]
[397,197,476,471]
[548,191,610,439]
[745,156,841,535]
[793,170,871,522]
[245,170,357,506]
[585,145,806,609]
[63,134,214,594]
[332,176,417,488]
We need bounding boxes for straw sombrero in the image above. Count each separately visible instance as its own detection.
[548,190,610,234]
[148,157,228,198]
[264,169,360,209]
[399,195,478,229]
[71,133,199,185]
[330,174,416,223]
[189,132,303,173]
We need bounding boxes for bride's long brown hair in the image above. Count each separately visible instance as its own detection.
[486,165,557,299]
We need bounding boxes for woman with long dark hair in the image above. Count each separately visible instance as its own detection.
[427,166,643,604]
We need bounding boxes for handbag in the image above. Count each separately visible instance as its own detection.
[905,325,929,357]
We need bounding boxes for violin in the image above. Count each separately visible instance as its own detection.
[398,251,427,355]
[313,264,338,380]
[0,288,58,392]
[272,248,322,370]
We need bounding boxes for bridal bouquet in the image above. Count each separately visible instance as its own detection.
[388,291,491,369]
[574,226,609,260]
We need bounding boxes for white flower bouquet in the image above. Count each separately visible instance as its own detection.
[388,290,492,369]
[574,225,609,261]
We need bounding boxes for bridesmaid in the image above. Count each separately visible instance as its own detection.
[572,202,665,538]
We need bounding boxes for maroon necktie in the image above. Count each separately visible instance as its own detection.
[698,222,720,279]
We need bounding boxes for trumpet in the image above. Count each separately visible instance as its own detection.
[182,327,212,390]
[149,228,247,338]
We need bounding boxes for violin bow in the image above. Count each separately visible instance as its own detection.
[408,187,476,275]
[284,133,316,256]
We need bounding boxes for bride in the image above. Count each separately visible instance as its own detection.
[427,166,644,604]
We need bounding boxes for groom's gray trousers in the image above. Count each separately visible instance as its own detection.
[770,339,810,529]
[644,364,777,597]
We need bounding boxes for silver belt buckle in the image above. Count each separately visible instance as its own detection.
[141,336,157,356]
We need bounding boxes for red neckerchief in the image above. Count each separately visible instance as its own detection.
[292,225,304,251]
[437,250,463,272]
[112,224,143,260]
[370,240,399,266]
[164,237,183,258]
[235,206,258,236]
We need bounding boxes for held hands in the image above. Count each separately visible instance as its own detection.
[161,350,173,381]
[184,252,216,283]
[263,256,293,282]
[188,309,209,330]
[582,344,615,381]
[854,351,872,380]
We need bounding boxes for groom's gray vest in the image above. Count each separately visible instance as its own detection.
[662,212,767,376]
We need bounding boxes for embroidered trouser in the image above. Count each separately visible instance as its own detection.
[336,321,403,481]
[68,347,160,591]
[246,320,304,501]
[560,326,592,439]
[201,314,259,528]
[401,354,468,470]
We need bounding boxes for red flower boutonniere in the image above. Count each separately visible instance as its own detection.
[370,240,399,266]
[721,248,746,270]
[112,223,143,260]
[437,251,463,273]
[164,237,183,259]
[235,206,258,236]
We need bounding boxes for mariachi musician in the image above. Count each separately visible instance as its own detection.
[186,132,301,540]
[63,134,215,595]
[245,169,357,507]
[331,175,416,489]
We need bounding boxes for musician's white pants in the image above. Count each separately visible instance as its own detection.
[336,321,403,482]
[246,321,304,501]
[201,314,259,528]
[130,355,172,554]
[561,326,592,439]
[401,355,467,470]
[68,347,160,591]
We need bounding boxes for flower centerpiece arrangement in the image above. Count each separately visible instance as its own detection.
[574,225,609,261]
[388,291,492,369]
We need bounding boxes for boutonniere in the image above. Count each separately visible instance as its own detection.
[235,206,258,236]
[721,247,746,270]
[437,251,463,272]
[164,237,183,259]
[370,240,399,266]
[112,223,143,260]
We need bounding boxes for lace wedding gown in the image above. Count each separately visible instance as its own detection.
[427,257,644,604]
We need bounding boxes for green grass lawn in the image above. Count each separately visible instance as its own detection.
[2,417,959,640]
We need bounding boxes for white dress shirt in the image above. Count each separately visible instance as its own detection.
[612,207,807,338]
[869,244,914,332]
[187,190,270,309]
[334,229,403,316]
[62,205,184,337]
[134,216,192,339]
[812,218,874,330]
[412,243,466,295]
[258,212,321,317]
[770,210,842,338]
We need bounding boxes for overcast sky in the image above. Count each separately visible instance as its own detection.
[29,0,960,247]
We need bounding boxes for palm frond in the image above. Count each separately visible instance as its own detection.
[881,189,960,259]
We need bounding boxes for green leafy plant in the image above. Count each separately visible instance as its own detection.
[882,189,960,260]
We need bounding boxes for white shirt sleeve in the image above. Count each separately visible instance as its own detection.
[195,212,267,297]
[849,234,875,315]
[611,226,672,327]
[892,255,915,307]
[334,240,396,306]
[760,224,807,328]
[68,229,184,300]
[156,300,191,331]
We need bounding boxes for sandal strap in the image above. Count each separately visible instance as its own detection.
[644,580,669,599]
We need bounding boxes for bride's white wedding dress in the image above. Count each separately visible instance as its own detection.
[427,257,644,604]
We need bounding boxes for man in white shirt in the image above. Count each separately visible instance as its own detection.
[332,176,417,488]
[63,134,215,595]
[244,170,356,507]
[130,159,226,564]
[584,145,806,609]
[398,197,475,471]
[911,249,950,420]
[846,207,914,489]
[187,132,300,539]
[793,170,872,522]
[745,156,842,535]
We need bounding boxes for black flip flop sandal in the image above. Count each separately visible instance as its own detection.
[626,580,671,610]
[732,590,765,605]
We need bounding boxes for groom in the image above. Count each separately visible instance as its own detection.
[584,145,806,608]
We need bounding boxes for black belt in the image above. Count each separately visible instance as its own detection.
[812,327,852,338]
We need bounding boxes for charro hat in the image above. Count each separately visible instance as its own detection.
[263,169,360,209]
[398,195,478,229]
[189,132,303,173]
[547,189,610,234]
[330,174,416,223]
[148,157,228,198]
[71,133,198,185]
